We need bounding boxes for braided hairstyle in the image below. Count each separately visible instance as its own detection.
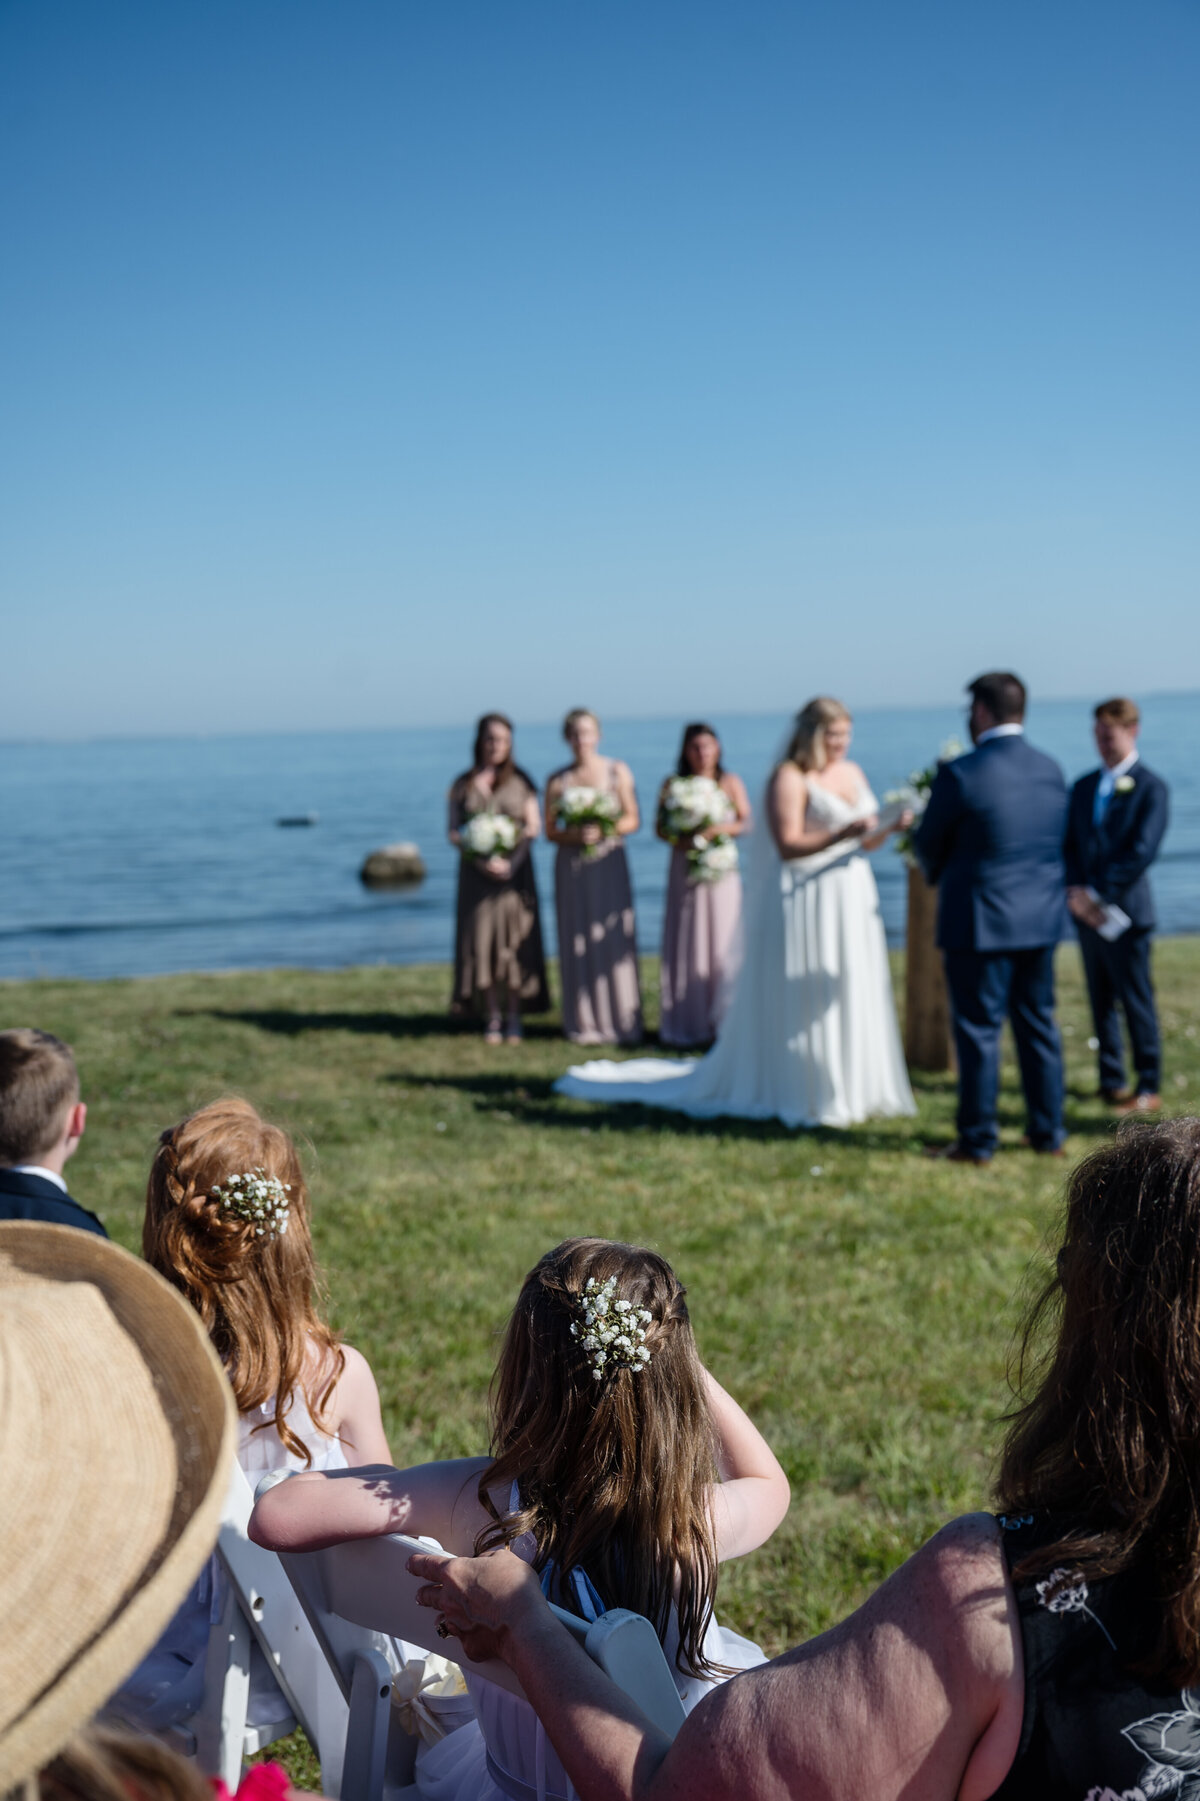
[475,1238,724,1678]
[142,1096,344,1465]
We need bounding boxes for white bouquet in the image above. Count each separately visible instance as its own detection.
[659,775,739,883]
[884,737,966,866]
[460,810,521,861]
[556,785,621,858]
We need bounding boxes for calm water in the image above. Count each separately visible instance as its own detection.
[2,698,1198,983]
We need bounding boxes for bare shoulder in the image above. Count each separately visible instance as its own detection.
[771,760,805,795]
[545,765,572,792]
[671,1513,1020,1801]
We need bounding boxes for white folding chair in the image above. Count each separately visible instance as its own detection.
[174,1465,351,1794]
[277,1520,687,1745]
[255,1473,431,1801]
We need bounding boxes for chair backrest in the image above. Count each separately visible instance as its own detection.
[209,1465,351,1791]
[285,1529,686,1742]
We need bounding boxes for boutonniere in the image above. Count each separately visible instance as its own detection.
[1115,775,1136,794]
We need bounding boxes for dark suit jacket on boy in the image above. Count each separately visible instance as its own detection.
[0,1167,108,1236]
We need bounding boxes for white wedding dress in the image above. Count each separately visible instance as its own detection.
[555,778,916,1129]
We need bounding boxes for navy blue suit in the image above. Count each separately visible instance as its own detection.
[0,1167,107,1236]
[1064,760,1169,1096]
[914,732,1069,1156]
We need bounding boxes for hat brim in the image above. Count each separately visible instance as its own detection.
[0,1223,236,1791]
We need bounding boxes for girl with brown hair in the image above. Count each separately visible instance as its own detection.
[251,1237,789,1801]
[109,1096,390,1735]
[448,713,550,1043]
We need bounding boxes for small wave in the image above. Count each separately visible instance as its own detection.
[0,895,443,941]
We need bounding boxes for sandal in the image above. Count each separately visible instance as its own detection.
[484,1015,504,1046]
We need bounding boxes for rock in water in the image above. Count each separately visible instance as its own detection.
[360,842,427,887]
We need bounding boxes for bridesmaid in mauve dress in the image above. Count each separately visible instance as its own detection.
[448,714,550,1043]
[546,708,643,1046]
[657,722,751,1049]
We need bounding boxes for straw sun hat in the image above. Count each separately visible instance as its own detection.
[0,1222,236,1794]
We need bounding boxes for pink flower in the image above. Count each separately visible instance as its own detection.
[211,1762,292,1801]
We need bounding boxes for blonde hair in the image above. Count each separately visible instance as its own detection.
[562,707,600,742]
[0,1030,79,1165]
[142,1096,344,1465]
[475,1238,726,1678]
[1095,696,1140,728]
[784,697,851,773]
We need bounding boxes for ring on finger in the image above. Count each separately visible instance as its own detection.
[436,1619,451,1639]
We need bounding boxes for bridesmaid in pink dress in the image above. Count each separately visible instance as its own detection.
[657,723,751,1048]
[546,709,643,1045]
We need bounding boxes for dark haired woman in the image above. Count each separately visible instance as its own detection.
[251,1235,789,1801]
[545,709,642,1045]
[656,723,751,1048]
[448,714,549,1042]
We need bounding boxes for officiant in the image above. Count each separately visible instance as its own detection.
[1065,696,1170,1113]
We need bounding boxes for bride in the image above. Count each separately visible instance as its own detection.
[555,698,917,1128]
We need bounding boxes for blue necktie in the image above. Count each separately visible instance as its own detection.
[1093,778,1112,828]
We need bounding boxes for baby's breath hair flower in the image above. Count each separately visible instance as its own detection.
[569,1274,653,1381]
[210,1167,292,1238]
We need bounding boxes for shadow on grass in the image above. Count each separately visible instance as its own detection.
[384,1067,932,1150]
[176,1007,567,1042]
[385,1064,1119,1151]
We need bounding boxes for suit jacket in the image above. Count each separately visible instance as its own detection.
[0,1167,108,1236]
[1064,762,1169,932]
[913,733,1070,952]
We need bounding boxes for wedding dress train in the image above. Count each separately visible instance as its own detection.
[554,780,916,1129]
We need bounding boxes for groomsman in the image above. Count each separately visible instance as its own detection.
[914,672,1069,1163]
[1064,697,1169,1113]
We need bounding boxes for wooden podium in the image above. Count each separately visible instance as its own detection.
[904,864,955,1073]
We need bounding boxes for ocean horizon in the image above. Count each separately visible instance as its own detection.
[3,695,1197,984]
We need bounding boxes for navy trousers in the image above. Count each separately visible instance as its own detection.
[1078,924,1159,1095]
[943,947,1065,1158]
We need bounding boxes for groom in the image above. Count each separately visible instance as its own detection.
[914,672,1069,1163]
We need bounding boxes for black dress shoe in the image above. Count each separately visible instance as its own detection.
[924,1141,992,1164]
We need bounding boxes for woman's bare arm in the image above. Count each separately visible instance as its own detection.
[769,764,867,860]
[613,761,640,837]
[330,1343,392,1466]
[249,1455,494,1557]
[703,1369,790,1559]
[409,1514,1023,1801]
[718,772,751,838]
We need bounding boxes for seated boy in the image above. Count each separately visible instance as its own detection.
[0,1028,105,1235]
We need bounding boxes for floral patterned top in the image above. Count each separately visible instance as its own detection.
[992,1513,1200,1800]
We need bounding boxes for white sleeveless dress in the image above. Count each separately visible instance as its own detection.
[106,1386,350,1732]
[410,1491,765,1801]
[555,778,915,1128]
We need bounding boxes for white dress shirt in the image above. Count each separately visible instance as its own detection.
[1097,749,1140,805]
[975,723,1025,745]
[8,1163,68,1193]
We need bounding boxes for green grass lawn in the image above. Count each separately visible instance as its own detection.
[7,942,1200,1776]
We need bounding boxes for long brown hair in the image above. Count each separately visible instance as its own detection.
[474,1238,724,1678]
[142,1096,344,1466]
[997,1117,1200,1682]
[33,1726,212,1801]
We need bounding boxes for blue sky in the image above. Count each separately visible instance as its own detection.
[2,0,1198,739]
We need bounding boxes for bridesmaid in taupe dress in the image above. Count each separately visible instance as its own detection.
[448,714,550,1043]
[545,709,642,1045]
